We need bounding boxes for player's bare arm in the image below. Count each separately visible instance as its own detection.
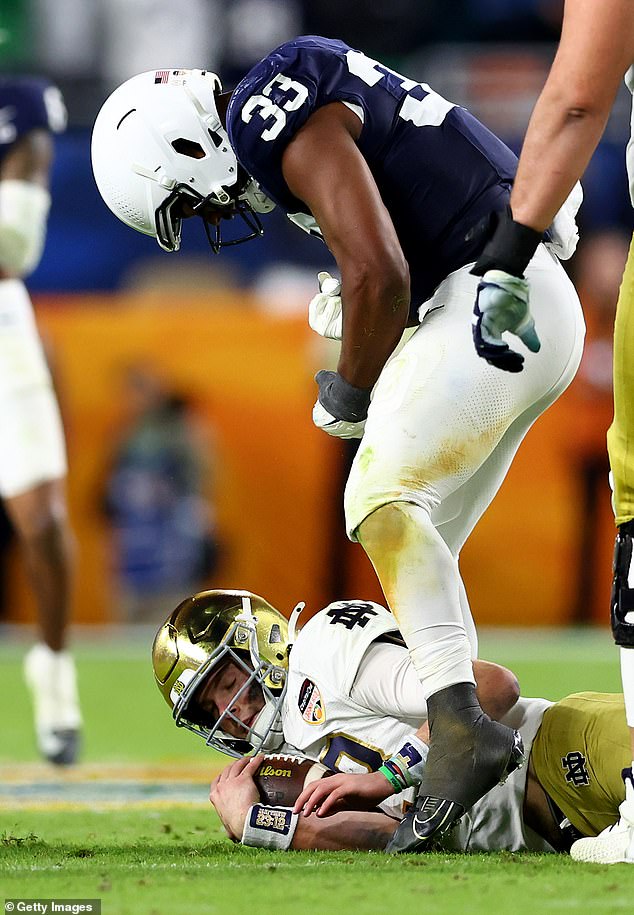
[292,808,395,851]
[209,754,395,851]
[282,102,410,391]
[471,0,633,373]
[511,0,634,232]
[209,755,263,840]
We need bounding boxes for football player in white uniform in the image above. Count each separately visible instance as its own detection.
[94,42,586,844]
[467,2,634,864]
[153,590,630,854]
[0,77,81,765]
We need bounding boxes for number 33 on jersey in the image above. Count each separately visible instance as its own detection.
[226,36,518,315]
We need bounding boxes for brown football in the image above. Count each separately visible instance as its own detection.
[253,753,332,806]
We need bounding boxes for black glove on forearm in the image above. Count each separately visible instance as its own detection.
[315,370,371,422]
[470,207,543,278]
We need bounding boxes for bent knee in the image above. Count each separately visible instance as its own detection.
[474,660,520,721]
[355,501,435,552]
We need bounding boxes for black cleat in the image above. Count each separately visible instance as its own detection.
[44,728,81,766]
[386,797,464,854]
[386,683,525,854]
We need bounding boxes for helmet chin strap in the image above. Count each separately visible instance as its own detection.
[236,596,262,672]
[239,595,254,620]
[288,602,306,644]
[240,178,276,214]
[248,701,285,753]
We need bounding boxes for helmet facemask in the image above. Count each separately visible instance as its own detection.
[154,173,267,254]
[173,618,287,757]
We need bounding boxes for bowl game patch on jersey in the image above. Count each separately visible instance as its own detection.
[298,678,325,724]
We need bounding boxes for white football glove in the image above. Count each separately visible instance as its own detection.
[312,400,366,439]
[312,370,369,440]
[308,271,343,340]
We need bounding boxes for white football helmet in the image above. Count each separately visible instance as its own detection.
[91,68,274,253]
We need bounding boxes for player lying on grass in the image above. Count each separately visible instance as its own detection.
[153,589,632,855]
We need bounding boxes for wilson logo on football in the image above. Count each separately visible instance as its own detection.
[298,678,325,725]
[258,764,292,778]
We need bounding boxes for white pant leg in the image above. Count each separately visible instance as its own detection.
[0,279,67,496]
[345,246,585,540]
[0,279,52,394]
[347,246,584,695]
[0,386,67,497]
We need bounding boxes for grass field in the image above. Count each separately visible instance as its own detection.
[2,626,634,914]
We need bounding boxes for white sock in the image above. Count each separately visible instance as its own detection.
[620,647,634,728]
[380,505,474,698]
[24,642,82,729]
[409,625,475,699]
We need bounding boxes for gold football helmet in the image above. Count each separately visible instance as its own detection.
[152,589,289,757]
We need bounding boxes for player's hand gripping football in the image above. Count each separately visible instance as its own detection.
[209,755,263,841]
[293,770,394,817]
[313,370,370,440]
[472,270,541,373]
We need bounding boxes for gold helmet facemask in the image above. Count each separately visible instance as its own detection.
[152,589,289,757]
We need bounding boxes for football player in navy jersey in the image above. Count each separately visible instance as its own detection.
[0,77,81,765]
[92,37,585,847]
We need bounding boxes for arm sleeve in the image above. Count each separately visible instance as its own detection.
[349,641,428,721]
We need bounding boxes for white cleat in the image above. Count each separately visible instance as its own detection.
[570,769,634,864]
[24,643,82,766]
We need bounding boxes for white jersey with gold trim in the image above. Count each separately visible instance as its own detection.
[279,602,554,853]
[282,601,416,773]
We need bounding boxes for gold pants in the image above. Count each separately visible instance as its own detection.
[608,233,634,525]
[531,692,630,836]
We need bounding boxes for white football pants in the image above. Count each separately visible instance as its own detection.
[346,245,585,698]
[0,279,67,497]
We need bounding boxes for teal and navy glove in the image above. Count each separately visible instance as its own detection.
[472,271,541,373]
[471,208,543,373]
[313,370,370,440]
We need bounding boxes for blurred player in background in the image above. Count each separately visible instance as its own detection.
[91,38,586,847]
[467,1,634,864]
[0,76,81,765]
[152,589,631,854]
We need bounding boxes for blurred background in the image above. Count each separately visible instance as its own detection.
[0,1,633,763]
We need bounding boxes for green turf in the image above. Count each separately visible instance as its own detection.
[0,629,631,914]
[478,627,624,699]
[2,808,634,915]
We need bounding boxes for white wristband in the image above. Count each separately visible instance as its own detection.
[242,804,299,850]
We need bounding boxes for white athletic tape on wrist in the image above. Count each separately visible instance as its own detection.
[242,804,299,850]
[0,180,51,277]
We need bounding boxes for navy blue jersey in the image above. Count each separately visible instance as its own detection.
[227,36,518,314]
[0,77,66,167]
